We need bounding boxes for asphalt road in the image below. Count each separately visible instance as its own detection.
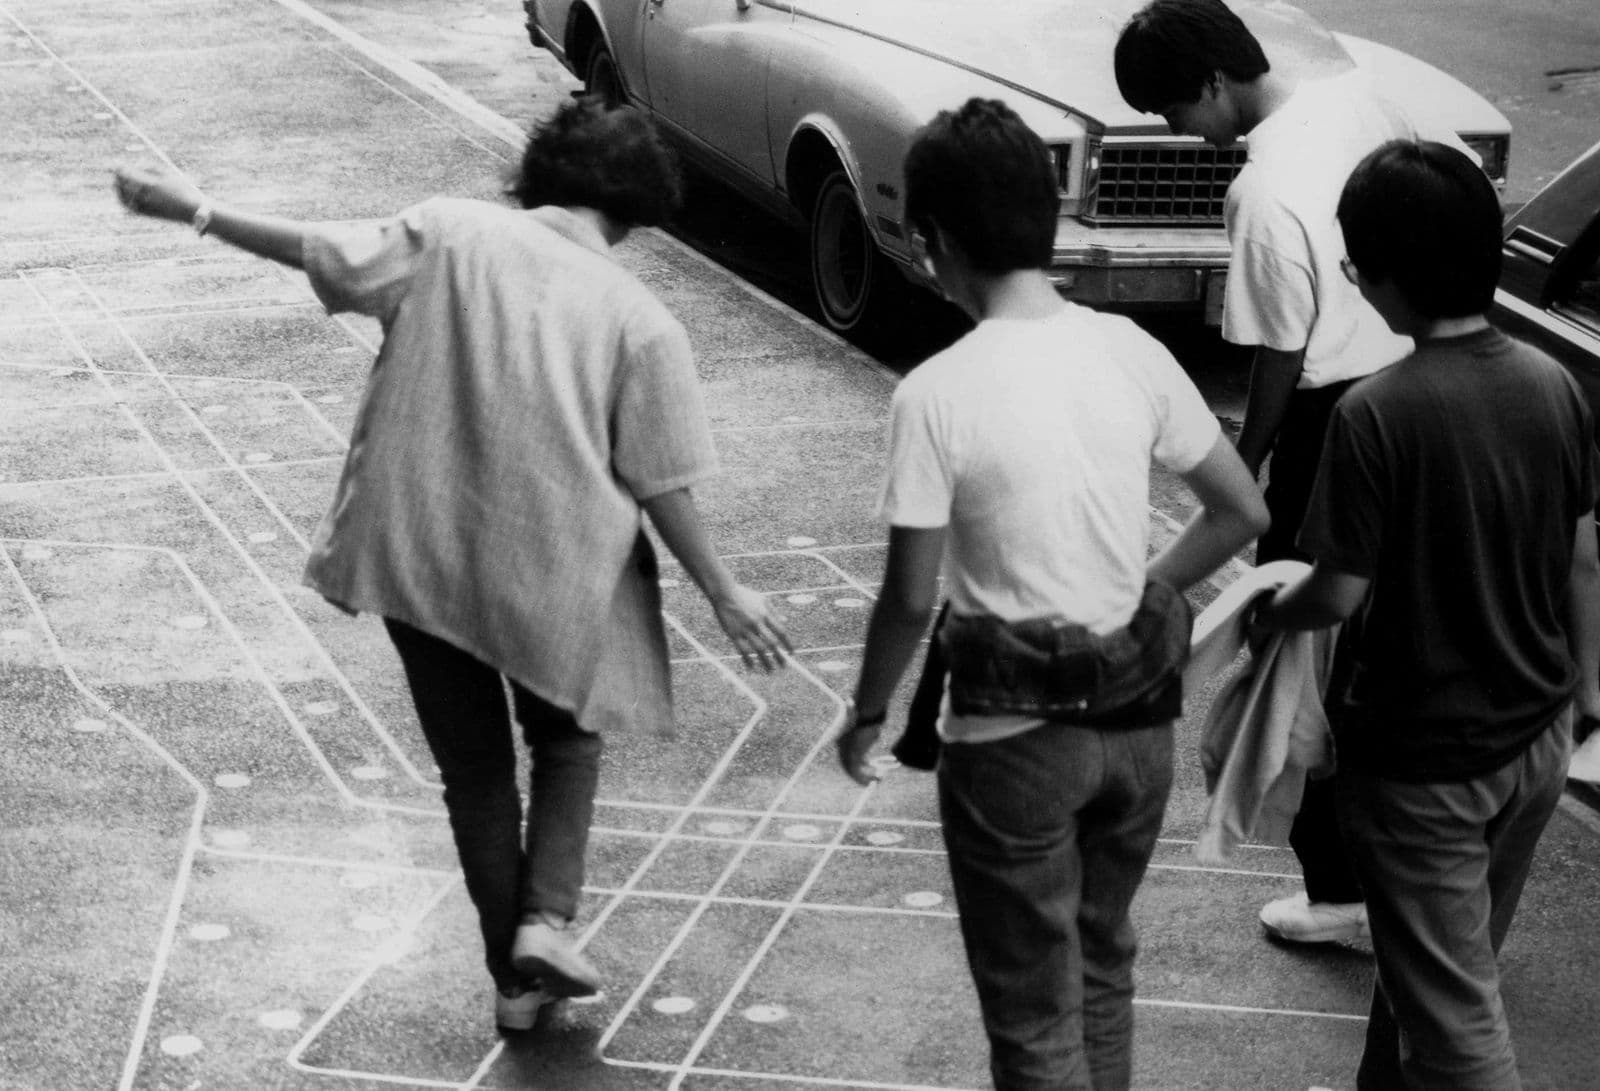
[4,3,1599,1090]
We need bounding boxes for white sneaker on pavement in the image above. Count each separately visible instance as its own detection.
[1569,731,1600,784]
[495,982,552,1032]
[1259,891,1369,944]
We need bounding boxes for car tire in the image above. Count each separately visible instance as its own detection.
[584,42,623,108]
[810,170,886,334]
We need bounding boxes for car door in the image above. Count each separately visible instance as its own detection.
[1495,142,1600,415]
[642,0,787,183]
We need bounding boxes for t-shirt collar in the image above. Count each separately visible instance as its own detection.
[525,205,612,255]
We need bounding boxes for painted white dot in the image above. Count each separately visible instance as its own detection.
[92,111,112,120]
[815,660,850,673]
[351,914,392,933]
[351,765,389,781]
[247,531,278,544]
[652,996,696,1015]
[214,773,251,789]
[192,379,217,389]
[743,1003,789,1024]
[785,593,817,606]
[20,545,51,560]
[657,578,680,589]
[316,393,344,403]
[781,824,822,842]
[200,404,229,415]
[124,143,143,151]
[49,367,75,377]
[339,871,381,890]
[211,829,251,848]
[171,614,208,630]
[865,830,905,846]
[1,630,33,643]
[703,820,745,836]
[833,597,868,609]
[159,1034,202,1057]
[786,536,818,548]
[303,700,339,716]
[189,923,230,942]
[71,717,110,734]
[259,1009,302,1031]
[903,891,944,909]
[243,451,273,464]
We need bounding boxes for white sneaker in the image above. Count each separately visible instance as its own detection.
[495,982,552,1032]
[1569,732,1600,784]
[1259,892,1369,944]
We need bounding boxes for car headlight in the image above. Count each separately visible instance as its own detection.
[1461,133,1510,184]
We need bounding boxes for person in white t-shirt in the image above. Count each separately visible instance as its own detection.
[835,98,1267,1091]
[1114,0,1468,948]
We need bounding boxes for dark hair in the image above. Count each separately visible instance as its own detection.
[902,98,1059,274]
[1114,0,1270,114]
[506,97,681,227]
[1338,140,1502,319]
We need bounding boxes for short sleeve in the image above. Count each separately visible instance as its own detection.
[612,321,720,499]
[1296,399,1385,575]
[1221,180,1315,352]
[302,204,429,322]
[876,379,952,529]
[1222,239,1316,352]
[1147,343,1223,473]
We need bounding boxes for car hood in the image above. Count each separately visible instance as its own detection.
[788,0,1354,129]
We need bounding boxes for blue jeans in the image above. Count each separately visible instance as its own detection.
[1338,709,1570,1091]
[938,720,1175,1091]
[385,619,602,991]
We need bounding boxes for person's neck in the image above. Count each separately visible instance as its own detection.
[970,269,1066,322]
[562,205,629,247]
[1236,71,1297,135]
[1413,314,1492,341]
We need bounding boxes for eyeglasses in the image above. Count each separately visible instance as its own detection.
[1340,256,1360,286]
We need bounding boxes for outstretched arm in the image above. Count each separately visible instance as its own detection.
[1147,434,1271,593]
[641,486,792,671]
[114,165,309,270]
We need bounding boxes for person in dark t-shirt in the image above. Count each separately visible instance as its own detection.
[1253,141,1600,1091]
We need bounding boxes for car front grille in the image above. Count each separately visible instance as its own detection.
[1083,141,1248,225]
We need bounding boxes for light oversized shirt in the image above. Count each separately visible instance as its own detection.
[878,305,1220,743]
[301,199,718,735]
[1222,69,1447,388]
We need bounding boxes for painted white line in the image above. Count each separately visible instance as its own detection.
[0,545,210,1091]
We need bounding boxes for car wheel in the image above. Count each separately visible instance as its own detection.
[584,42,623,108]
[810,170,882,333]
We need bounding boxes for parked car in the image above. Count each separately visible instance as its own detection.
[524,0,1510,334]
[1494,140,1600,417]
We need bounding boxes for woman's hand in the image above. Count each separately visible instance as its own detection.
[114,165,204,224]
[709,584,793,672]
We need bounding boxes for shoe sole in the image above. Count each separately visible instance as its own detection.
[1261,921,1369,944]
[511,951,600,998]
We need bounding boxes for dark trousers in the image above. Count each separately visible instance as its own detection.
[1339,711,1569,1091]
[938,721,1175,1091]
[385,618,602,991]
[1259,380,1364,904]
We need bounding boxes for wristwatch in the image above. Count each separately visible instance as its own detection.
[846,699,887,730]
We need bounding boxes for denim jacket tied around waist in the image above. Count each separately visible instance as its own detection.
[941,580,1192,728]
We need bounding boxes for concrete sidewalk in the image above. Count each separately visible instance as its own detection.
[1,1,1596,1089]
